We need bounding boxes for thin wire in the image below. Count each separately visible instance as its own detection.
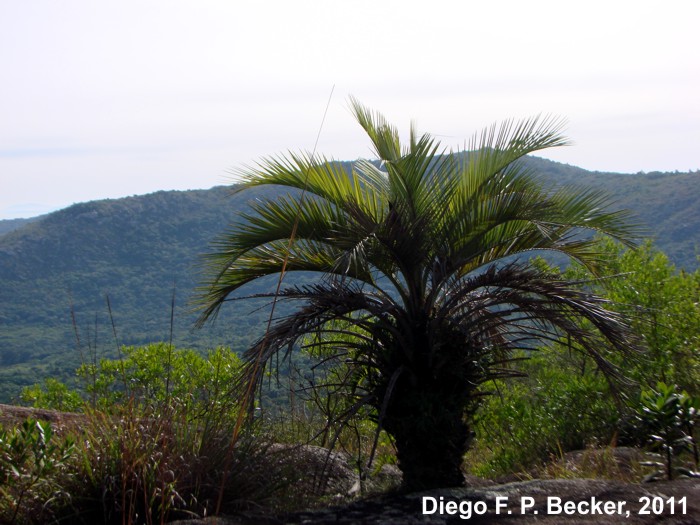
[215,85,335,514]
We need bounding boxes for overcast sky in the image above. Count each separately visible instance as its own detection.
[1,1,698,220]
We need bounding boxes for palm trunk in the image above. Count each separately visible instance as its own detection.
[381,372,475,491]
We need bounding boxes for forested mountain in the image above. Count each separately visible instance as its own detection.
[523,157,700,268]
[0,216,41,237]
[0,186,287,400]
[0,156,698,401]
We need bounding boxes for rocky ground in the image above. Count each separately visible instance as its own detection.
[3,404,699,524]
[0,402,84,430]
[169,476,700,524]
[169,449,700,525]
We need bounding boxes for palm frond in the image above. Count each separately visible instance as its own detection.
[348,96,401,162]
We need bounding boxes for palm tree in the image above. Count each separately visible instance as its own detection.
[197,99,638,491]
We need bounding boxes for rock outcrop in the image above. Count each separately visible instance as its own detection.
[169,477,700,524]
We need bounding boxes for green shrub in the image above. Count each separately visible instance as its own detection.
[13,344,318,523]
[467,349,620,477]
[20,378,83,412]
[636,382,700,480]
[0,419,75,524]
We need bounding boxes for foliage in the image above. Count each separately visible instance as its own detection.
[197,99,638,490]
[20,378,83,412]
[0,419,75,525]
[11,344,322,523]
[69,404,291,524]
[0,217,38,237]
[534,445,648,482]
[2,160,700,403]
[636,382,700,480]
[75,343,241,414]
[468,348,620,477]
[538,239,700,442]
[595,239,700,394]
[22,343,242,418]
[0,186,281,402]
[467,240,700,478]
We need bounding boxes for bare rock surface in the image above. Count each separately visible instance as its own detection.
[0,402,85,434]
[283,477,700,524]
[169,477,700,524]
[268,443,361,497]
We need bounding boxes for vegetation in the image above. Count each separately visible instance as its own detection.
[0,419,74,524]
[0,217,39,237]
[22,343,242,414]
[596,240,700,393]
[1,102,699,520]
[196,99,644,490]
[468,347,621,477]
[1,159,700,402]
[3,344,321,524]
[636,382,699,480]
[1,246,698,523]
[0,187,276,401]
[465,240,700,477]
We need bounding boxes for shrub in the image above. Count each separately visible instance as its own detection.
[636,382,700,480]
[0,419,75,525]
[467,348,620,477]
[13,344,319,523]
[19,378,83,413]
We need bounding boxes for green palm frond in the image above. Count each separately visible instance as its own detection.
[349,96,401,162]
[198,97,639,327]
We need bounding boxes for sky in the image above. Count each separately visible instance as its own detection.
[1,1,698,220]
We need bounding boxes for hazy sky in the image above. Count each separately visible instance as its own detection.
[1,1,698,220]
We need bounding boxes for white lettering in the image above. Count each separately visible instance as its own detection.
[548,497,562,514]
[602,500,616,514]
[422,497,437,514]
[547,497,628,515]
[421,497,489,519]
[521,496,535,513]
[495,496,508,514]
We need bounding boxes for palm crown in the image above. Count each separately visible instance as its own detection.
[198,98,638,490]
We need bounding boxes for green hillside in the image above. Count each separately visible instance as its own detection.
[0,156,698,401]
[0,216,40,237]
[0,186,286,400]
[524,157,700,267]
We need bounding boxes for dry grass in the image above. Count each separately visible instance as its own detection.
[535,445,653,482]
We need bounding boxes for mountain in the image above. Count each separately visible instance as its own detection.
[0,216,42,237]
[0,157,698,402]
[522,157,700,267]
[0,186,288,401]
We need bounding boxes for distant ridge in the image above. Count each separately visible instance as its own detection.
[0,216,42,237]
[0,156,698,401]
